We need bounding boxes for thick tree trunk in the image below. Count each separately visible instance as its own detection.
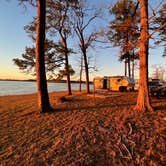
[134,0,153,112]
[83,50,90,94]
[36,0,51,112]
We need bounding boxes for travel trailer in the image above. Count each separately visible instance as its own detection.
[93,76,135,92]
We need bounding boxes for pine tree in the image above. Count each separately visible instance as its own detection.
[35,0,51,112]
[108,0,139,77]
[153,3,166,57]
[134,0,153,112]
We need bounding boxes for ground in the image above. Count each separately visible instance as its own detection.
[0,91,166,165]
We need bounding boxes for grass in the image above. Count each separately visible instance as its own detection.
[0,91,165,165]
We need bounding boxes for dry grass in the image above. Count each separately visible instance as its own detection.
[0,91,166,165]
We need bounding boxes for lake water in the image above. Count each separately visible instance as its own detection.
[0,81,93,96]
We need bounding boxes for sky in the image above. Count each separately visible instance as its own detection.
[0,0,165,81]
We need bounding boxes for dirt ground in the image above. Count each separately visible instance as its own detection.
[0,91,166,166]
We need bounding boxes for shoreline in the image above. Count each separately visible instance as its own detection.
[0,89,87,97]
[0,79,93,84]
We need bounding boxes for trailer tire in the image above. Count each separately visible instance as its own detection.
[156,91,160,99]
[119,86,127,92]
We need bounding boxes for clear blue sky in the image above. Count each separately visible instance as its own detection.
[0,0,165,81]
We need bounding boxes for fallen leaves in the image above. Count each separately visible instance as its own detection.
[0,91,165,165]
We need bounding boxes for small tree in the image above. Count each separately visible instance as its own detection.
[46,0,76,95]
[72,0,100,94]
[13,40,65,79]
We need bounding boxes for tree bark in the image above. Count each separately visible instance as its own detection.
[128,53,131,77]
[132,59,134,80]
[65,52,72,95]
[60,34,72,96]
[79,55,83,92]
[79,32,90,94]
[134,0,153,112]
[124,60,127,76]
[36,0,51,112]
[82,49,90,94]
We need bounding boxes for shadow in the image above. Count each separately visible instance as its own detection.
[153,105,166,111]
[19,111,36,117]
[151,98,166,104]
[44,102,136,114]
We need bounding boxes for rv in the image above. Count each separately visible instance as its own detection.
[93,76,135,92]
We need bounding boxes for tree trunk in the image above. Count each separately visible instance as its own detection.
[134,0,153,112]
[60,34,72,96]
[132,59,134,80]
[36,0,51,112]
[65,52,72,95]
[128,53,131,77]
[83,49,90,94]
[124,60,127,76]
[79,32,90,94]
[79,55,83,92]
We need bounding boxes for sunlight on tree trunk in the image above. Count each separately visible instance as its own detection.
[36,0,51,112]
[134,0,153,112]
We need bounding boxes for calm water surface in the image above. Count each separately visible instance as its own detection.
[0,81,92,96]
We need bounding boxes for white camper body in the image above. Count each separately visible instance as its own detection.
[93,76,135,92]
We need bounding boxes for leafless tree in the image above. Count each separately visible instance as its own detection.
[72,0,101,94]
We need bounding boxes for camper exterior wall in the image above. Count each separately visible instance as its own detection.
[93,76,135,91]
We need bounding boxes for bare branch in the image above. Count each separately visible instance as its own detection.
[82,15,97,31]
[18,0,37,7]
[149,21,166,38]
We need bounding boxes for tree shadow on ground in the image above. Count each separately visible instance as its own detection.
[153,105,166,111]
[47,101,136,114]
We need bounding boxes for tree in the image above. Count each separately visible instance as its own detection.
[108,0,140,77]
[134,0,153,112]
[35,0,51,112]
[13,39,64,79]
[18,0,51,112]
[72,0,100,94]
[19,0,76,95]
[46,0,76,95]
[153,3,166,57]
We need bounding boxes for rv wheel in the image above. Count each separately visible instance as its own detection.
[119,86,126,92]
